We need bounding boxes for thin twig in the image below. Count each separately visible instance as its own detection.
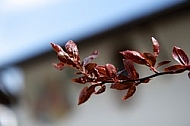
[101,68,188,84]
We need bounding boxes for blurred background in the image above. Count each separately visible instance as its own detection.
[0,0,190,126]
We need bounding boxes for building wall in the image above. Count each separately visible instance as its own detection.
[16,7,190,126]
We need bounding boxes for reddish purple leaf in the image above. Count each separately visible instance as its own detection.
[50,42,63,53]
[172,46,189,66]
[84,63,97,74]
[78,85,96,105]
[95,85,106,94]
[164,65,186,73]
[117,74,132,80]
[122,59,139,79]
[105,63,117,78]
[142,52,156,67]
[58,54,79,69]
[120,50,147,65]
[82,51,99,66]
[142,52,158,72]
[94,65,107,77]
[51,42,76,66]
[57,49,71,63]
[93,65,110,82]
[57,50,82,69]
[52,62,64,70]
[141,78,150,83]
[65,40,80,61]
[51,42,81,69]
[122,86,136,100]
[187,65,190,70]
[110,82,134,90]
[151,37,160,57]
[156,60,171,68]
[73,76,88,84]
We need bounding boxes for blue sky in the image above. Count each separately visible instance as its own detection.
[0,0,185,67]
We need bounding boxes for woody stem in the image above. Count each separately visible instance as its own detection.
[102,68,188,84]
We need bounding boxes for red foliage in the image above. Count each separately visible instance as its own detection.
[122,86,136,100]
[120,37,160,73]
[78,85,95,105]
[51,37,190,105]
[164,46,190,73]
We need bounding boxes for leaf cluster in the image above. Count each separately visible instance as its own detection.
[51,37,190,105]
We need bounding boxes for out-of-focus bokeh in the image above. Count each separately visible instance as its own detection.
[0,0,190,126]
[0,0,185,66]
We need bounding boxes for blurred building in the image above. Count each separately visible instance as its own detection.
[1,1,190,126]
